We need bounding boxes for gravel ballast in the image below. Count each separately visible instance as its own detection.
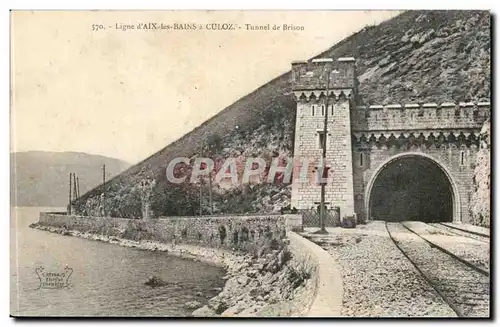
[440,222,490,237]
[387,222,490,317]
[403,221,490,273]
[301,221,457,317]
[429,223,489,243]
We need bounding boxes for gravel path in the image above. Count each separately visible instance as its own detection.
[387,222,490,317]
[301,222,456,317]
[403,221,490,273]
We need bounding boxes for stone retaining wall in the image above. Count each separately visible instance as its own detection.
[38,212,301,251]
[37,213,343,317]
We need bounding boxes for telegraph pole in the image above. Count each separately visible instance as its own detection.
[208,169,213,215]
[318,64,332,234]
[199,143,204,216]
[73,173,78,201]
[76,176,80,199]
[68,172,72,215]
[102,164,106,217]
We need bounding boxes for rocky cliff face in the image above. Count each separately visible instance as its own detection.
[469,119,490,227]
[354,11,490,104]
[75,10,490,218]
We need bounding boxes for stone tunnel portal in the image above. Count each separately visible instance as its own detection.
[369,156,454,223]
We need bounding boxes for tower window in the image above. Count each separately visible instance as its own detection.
[312,106,315,116]
[318,131,326,149]
[331,105,334,115]
[321,105,325,116]
[460,151,465,165]
[359,152,364,167]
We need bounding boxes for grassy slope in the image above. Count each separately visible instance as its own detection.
[75,10,491,217]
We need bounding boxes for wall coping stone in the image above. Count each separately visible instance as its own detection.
[355,102,491,111]
[155,213,301,222]
[41,212,297,224]
[288,231,343,317]
[422,103,438,108]
[312,58,334,63]
[354,102,490,110]
[337,57,356,62]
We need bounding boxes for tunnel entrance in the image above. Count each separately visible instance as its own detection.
[369,156,454,222]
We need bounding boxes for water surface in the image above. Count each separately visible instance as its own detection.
[10,207,225,316]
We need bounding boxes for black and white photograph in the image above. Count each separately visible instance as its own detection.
[9,9,491,318]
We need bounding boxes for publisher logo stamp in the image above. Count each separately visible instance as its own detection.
[35,266,73,289]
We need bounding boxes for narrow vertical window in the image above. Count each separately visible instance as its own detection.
[321,105,325,116]
[312,106,315,116]
[331,105,334,115]
[359,152,364,167]
[318,131,326,149]
[460,151,465,165]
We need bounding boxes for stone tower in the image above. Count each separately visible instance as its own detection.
[290,57,357,219]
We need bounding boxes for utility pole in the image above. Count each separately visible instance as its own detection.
[208,169,213,215]
[102,164,106,217]
[76,176,80,199]
[73,173,78,201]
[318,64,332,234]
[207,135,219,215]
[199,143,204,216]
[68,172,72,215]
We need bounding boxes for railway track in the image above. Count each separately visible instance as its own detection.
[402,222,489,276]
[385,222,490,317]
[434,223,490,243]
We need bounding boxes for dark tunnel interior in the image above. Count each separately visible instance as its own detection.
[369,156,453,222]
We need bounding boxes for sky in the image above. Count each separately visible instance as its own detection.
[11,10,400,164]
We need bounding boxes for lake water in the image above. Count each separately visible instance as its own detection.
[10,207,226,317]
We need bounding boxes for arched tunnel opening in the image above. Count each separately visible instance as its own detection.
[369,156,454,222]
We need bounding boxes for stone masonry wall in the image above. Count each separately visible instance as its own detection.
[292,56,489,224]
[352,102,490,132]
[291,58,356,216]
[352,144,478,223]
[291,99,355,216]
[38,213,301,251]
[292,58,356,91]
[350,101,489,224]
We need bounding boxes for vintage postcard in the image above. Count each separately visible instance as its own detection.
[10,10,491,318]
